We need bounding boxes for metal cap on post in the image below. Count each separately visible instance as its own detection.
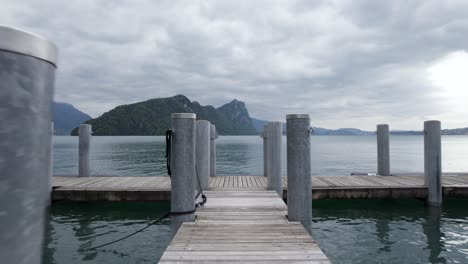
[424,120,442,207]
[196,120,211,190]
[210,124,217,177]
[79,124,92,177]
[377,124,390,176]
[286,114,312,235]
[171,113,196,233]
[268,122,283,195]
[0,26,57,264]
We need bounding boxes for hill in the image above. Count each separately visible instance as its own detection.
[53,102,91,135]
[70,95,257,135]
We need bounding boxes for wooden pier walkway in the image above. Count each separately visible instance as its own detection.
[52,174,468,201]
[159,190,330,263]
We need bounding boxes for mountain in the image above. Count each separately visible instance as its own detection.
[53,102,92,135]
[70,95,257,136]
[251,118,269,132]
[253,118,468,136]
[442,127,468,135]
[251,118,373,135]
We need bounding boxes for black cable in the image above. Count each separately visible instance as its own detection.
[81,212,170,251]
[165,130,173,177]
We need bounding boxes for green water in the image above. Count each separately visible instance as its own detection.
[44,199,468,264]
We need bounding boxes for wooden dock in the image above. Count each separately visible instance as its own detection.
[159,190,330,263]
[52,174,468,201]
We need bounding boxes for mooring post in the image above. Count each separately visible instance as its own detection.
[79,124,92,177]
[0,26,57,264]
[286,114,312,235]
[262,130,268,177]
[424,120,442,207]
[171,113,196,233]
[268,122,283,195]
[196,120,211,190]
[377,124,390,176]
[264,124,270,178]
[210,124,217,177]
[48,121,55,205]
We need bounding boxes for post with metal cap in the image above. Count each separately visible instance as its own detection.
[268,122,283,195]
[424,120,442,207]
[196,120,211,190]
[79,124,92,177]
[171,113,196,233]
[286,114,312,235]
[210,124,217,177]
[261,130,268,177]
[0,26,58,264]
[377,124,390,176]
[263,124,270,178]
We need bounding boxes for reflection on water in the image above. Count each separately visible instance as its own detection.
[43,199,468,264]
[53,135,468,176]
[312,199,468,264]
[43,202,171,264]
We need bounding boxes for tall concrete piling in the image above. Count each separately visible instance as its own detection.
[268,122,283,195]
[0,26,57,264]
[79,124,92,177]
[424,120,442,207]
[286,114,312,235]
[210,124,217,177]
[262,130,268,177]
[171,113,196,233]
[196,120,211,190]
[48,122,55,205]
[377,124,390,176]
[263,124,270,178]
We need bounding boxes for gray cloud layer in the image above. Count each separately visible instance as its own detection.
[2,0,468,129]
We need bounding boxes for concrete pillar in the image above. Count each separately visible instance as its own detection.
[286,114,312,235]
[79,124,92,177]
[195,120,210,190]
[263,124,270,178]
[171,113,196,233]
[48,122,55,205]
[377,124,390,176]
[268,122,283,195]
[424,120,442,207]
[210,124,217,177]
[262,131,267,177]
[0,26,58,264]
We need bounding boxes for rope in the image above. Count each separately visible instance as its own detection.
[194,165,207,208]
[81,211,170,251]
[165,130,173,177]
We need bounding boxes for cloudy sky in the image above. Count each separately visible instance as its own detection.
[2,0,468,130]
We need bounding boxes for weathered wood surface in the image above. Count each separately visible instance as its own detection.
[52,174,468,201]
[159,191,330,263]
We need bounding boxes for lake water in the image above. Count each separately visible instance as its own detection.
[46,135,468,263]
[53,135,468,176]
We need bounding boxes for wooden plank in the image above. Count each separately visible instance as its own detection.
[159,190,329,263]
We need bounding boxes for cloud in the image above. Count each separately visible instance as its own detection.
[1,0,468,129]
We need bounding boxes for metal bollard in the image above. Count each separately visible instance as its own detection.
[286,114,312,235]
[264,124,270,178]
[377,124,390,176]
[424,120,442,207]
[0,26,58,264]
[171,113,196,233]
[267,122,283,195]
[210,124,217,177]
[78,124,92,177]
[195,120,211,190]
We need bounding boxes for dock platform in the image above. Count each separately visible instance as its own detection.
[159,191,330,263]
[52,174,468,201]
